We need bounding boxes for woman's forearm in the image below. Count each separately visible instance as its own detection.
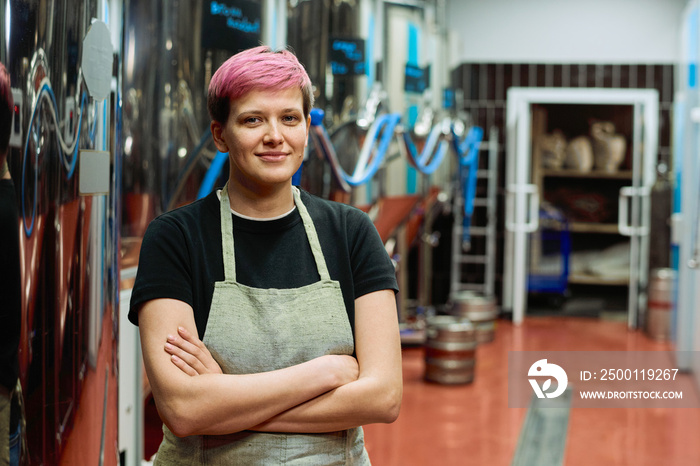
[252,372,402,433]
[139,298,359,437]
[155,354,357,437]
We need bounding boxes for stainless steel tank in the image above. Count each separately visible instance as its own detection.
[2,0,121,463]
[287,0,370,200]
[122,0,212,235]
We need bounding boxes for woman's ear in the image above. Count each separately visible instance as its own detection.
[210,120,229,153]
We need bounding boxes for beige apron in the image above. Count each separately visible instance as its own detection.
[154,184,371,465]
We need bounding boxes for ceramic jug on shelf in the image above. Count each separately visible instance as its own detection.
[591,121,626,173]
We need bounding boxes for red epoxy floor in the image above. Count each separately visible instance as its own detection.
[363,317,700,466]
[143,316,700,465]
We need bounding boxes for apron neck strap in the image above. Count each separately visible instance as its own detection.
[292,186,331,281]
[220,183,237,281]
[219,183,332,282]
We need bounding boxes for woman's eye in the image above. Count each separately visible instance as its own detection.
[244,117,261,124]
[283,115,299,123]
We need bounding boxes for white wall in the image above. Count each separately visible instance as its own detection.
[447,0,687,66]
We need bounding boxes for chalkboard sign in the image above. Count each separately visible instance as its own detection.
[404,63,430,94]
[329,37,366,76]
[202,0,261,52]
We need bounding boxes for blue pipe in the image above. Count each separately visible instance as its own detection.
[402,124,450,175]
[197,150,229,200]
[454,126,484,214]
[356,113,401,185]
[452,125,484,246]
[309,109,401,190]
[418,126,443,165]
[291,162,304,186]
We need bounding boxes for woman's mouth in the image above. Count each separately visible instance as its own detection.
[256,152,288,162]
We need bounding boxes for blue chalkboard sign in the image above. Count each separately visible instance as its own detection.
[329,37,366,76]
[404,63,430,94]
[202,0,261,52]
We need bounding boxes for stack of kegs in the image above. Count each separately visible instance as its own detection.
[449,291,499,344]
[424,315,477,384]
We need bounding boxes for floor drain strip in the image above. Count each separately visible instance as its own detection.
[511,388,572,466]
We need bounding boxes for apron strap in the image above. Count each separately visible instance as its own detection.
[220,182,237,281]
[292,187,332,281]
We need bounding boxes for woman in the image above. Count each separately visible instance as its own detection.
[129,46,402,464]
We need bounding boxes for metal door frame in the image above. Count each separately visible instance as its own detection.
[504,87,659,327]
[674,0,700,382]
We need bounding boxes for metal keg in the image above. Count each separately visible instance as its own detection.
[450,291,498,343]
[424,316,477,384]
[646,268,675,341]
[471,321,496,344]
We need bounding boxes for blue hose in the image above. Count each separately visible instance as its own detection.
[309,109,401,189]
[402,124,450,175]
[291,163,303,186]
[452,125,484,246]
[197,150,229,200]
[453,126,484,214]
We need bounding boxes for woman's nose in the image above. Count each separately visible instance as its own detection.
[263,122,283,144]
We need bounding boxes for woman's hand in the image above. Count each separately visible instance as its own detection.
[164,326,223,376]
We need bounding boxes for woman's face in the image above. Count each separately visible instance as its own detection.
[211,87,310,192]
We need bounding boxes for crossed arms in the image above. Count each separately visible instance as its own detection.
[138,289,403,437]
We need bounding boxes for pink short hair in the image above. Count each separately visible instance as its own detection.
[0,62,13,155]
[207,46,314,124]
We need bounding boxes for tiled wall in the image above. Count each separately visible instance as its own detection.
[451,63,674,165]
[447,63,675,302]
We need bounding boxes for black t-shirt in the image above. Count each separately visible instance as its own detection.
[0,179,21,393]
[128,188,398,339]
